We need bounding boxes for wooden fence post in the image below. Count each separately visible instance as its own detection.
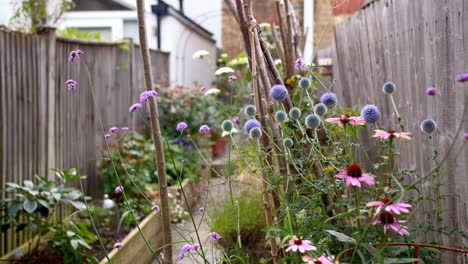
[43,27,56,180]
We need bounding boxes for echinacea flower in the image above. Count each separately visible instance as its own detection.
[113,242,123,249]
[372,211,410,236]
[66,80,77,89]
[152,204,160,212]
[373,130,412,140]
[456,73,468,82]
[367,198,412,215]
[426,87,436,96]
[68,49,83,63]
[285,236,316,253]
[176,122,188,132]
[122,127,129,133]
[109,127,118,133]
[325,114,365,126]
[335,164,375,187]
[228,75,237,82]
[129,103,142,113]
[302,255,333,264]
[209,232,221,240]
[115,186,124,194]
[199,125,211,133]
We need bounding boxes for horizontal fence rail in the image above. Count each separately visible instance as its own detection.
[0,28,169,257]
[333,0,467,262]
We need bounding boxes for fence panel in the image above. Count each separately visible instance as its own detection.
[334,0,468,262]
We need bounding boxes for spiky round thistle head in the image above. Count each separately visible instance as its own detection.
[361,104,381,123]
[383,82,396,94]
[420,119,437,134]
[298,77,311,89]
[314,103,328,117]
[269,84,289,101]
[222,120,234,132]
[320,92,338,109]
[244,104,257,117]
[249,127,262,139]
[289,107,302,120]
[305,114,321,129]
[244,119,261,133]
[283,138,294,148]
[275,110,287,122]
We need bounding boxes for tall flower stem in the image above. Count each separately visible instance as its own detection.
[136,1,172,262]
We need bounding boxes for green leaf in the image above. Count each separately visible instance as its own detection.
[66,231,76,237]
[117,210,131,233]
[23,199,37,214]
[326,230,356,244]
[37,199,49,208]
[6,182,20,189]
[23,180,34,189]
[8,202,21,216]
[77,238,92,249]
[70,239,78,250]
[384,258,423,264]
[52,193,61,201]
[69,201,86,210]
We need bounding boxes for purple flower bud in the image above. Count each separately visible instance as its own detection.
[199,207,204,212]
[113,242,123,249]
[181,244,192,253]
[233,116,241,124]
[209,232,221,240]
[129,103,142,113]
[250,93,254,98]
[139,90,159,103]
[131,168,136,173]
[66,80,77,90]
[456,73,468,82]
[121,127,129,133]
[464,132,468,140]
[200,86,206,92]
[105,133,111,139]
[294,57,305,71]
[178,252,185,260]
[109,127,119,133]
[152,204,160,211]
[228,75,237,82]
[176,122,188,132]
[191,243,200,251]
[426,87,436,96]
[199,125,211,133]
[68,50,83,63]
[115,186,124,194]
[187,134,191,139]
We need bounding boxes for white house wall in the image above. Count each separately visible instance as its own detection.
[160,15,216,88]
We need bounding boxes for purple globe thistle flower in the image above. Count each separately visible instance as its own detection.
[199,125,211,133]
[109,127,119,133]
[233,116,241,124]
[129,103,142,113]
[456,73,468,82]
[176,122,188,132]
[113,242,123,249]
[209,232,222,240]
[66,80,77,90]
[426,87,436,96]
[228,75,237,82]
[191,243,200,251]
[269,84,289,101]
[382,81,396,94]
[152,204,160,212]
[105,133,111,139]
[122,127,129,133]
[68,49,83,63]
[243,119,261,133]
[464,132,468,140]
[294,57,305,71]
[199,207,205,212]
[361,104,381,124]
[115,186,124,194]
[420,119,437,134]
[320,92,338,109]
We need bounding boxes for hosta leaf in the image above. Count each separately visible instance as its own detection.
[23,180,34,189]
[23,199,37,214]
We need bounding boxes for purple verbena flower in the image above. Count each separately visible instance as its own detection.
[176,122,188,132]
[199,207,205,212]
[121,127,129,133]
[209,232,221,240]
[152,204,160,212]
[105,133,111,139]
[115,186,124,194]
[109,127,119,133]
[68,49,83,63]
[294,57,306,71]
[139,90,159,103]
[113,242,123,249]
[191,243,200,251]
[464,132,468,140]
[250,93,254,98]
[66,80,77,90]
[426,87,436,96]
[456,73,468,82]
[200,86,206,92]
[129,103,142,113]
[181,244,192,253]
[178,252,185,260]
[199,125,211,133]
[233,116,241,124]
[228,75,237,82]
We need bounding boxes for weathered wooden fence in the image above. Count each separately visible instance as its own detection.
[0,27,169,256]
[334,0,468,262]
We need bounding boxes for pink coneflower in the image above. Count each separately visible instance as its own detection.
[372,211,410,236]
[129,103,142,113]
[335,164,375,188]
[228,75,237,82]
[209,232,221,240]
[66,80,77,90]
[367,198,412,214]
[199,125,211,134]
[302,255,333,264]
[373,130,412,140]
[426,87,436,96]
[285,236,316,253]
[115,186,124,194]
[325,114,365,126]
[113,242,123,249]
